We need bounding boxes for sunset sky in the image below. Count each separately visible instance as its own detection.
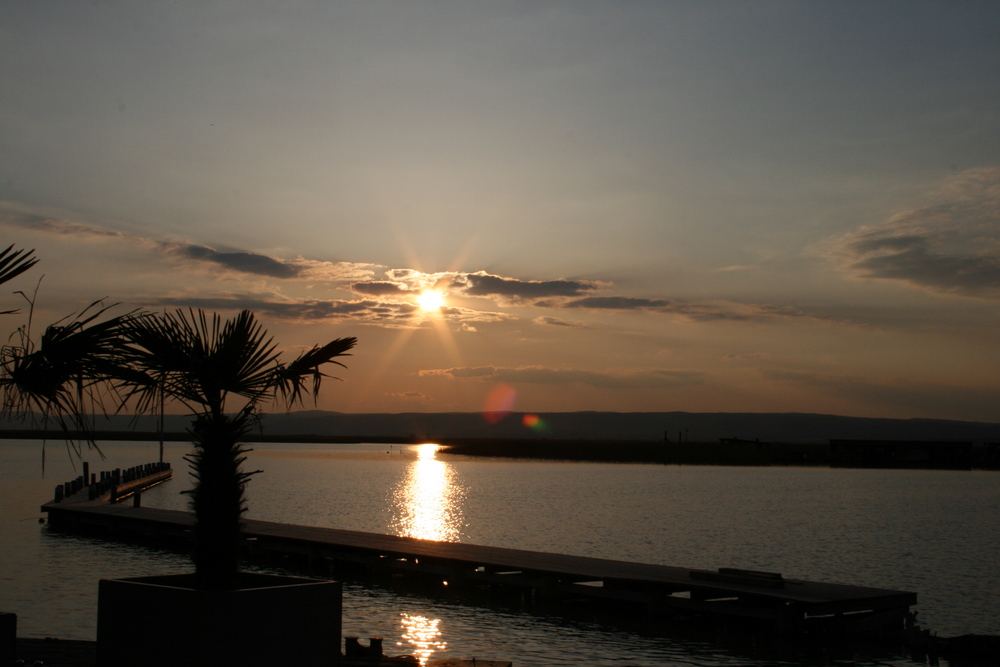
[2,2,998,421]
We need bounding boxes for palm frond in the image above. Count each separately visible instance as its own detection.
[0,302,146,445]
[122,309,281,415]
[0,245,38,287]
[273,336,357,407]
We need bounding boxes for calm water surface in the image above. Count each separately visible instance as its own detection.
[2,439,997,666]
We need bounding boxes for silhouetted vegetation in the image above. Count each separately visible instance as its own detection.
[0,245,357,590]
[438,438,830,465]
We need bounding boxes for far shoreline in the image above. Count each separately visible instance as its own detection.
[3,430,996,469]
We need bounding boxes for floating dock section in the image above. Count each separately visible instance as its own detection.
[42,499,916,637]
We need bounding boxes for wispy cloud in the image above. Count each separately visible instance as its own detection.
[146,293,419,323]
[0,204,125,239]
[548,295,824,322]
[292,259,378,282]
[828,167,1000,299]
[386,391,430,403]
[552,296,673,310]
[163,244,380,282]
[165,243,303,278]
[532,316,587,328]
[145,292,511,326]
[0,205,380,283]
[2,200,835,328]
[420,365,705,388]
[439,305,513,324]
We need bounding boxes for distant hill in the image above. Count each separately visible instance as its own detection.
[3,410,998,443]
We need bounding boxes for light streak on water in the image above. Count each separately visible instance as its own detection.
[398,612,446,665]
[390,443,466,542]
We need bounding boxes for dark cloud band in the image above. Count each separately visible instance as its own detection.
[349,281,415,296]
[170,244,303,279]
[451,271,599,299]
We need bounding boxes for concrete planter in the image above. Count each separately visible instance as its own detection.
[97,572,341,667]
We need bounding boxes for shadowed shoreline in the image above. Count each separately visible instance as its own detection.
[4,430,997,468]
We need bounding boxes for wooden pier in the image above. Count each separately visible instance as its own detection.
[50,460,172,505]
[42,498,917,637]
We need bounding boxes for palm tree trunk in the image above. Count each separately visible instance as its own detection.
[186,412,255,590]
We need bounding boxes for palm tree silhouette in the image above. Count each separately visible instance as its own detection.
[1,247,357,590]
[1,245,144,455]
[121,309,356,590]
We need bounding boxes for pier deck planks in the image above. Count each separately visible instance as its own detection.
[42,500,917,630]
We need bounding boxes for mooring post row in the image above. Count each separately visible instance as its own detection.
[51,461,172,503]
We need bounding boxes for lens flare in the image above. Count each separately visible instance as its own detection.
[482,383,516,424]
[522,413,546,431]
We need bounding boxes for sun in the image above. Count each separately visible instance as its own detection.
[417,290,445,312]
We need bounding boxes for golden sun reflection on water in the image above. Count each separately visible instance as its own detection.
[398,613,447,665]
[390,443,466,542]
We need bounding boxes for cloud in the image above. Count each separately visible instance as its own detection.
[419,365,704,389]
[145,292,511,326]
[350,270,451,299]
[554,295,823,322]
[532,316,586,328]
[558,296,674,310]
[422,366,498,378]
[386,268,421,281]
[164,245,381,282]
[0,204,382,283]
[449,271,600,301]
[386,391,429,403]
[828,167,1000,298]
[438,305,513,323]
[2,201,831,326]
[165,246,381,283]
[0,204,125,240]
[350,269,599,307]
[349,281,416,296]
[273,258,378,282]
[145,293,419,323]
[166,244,302,278]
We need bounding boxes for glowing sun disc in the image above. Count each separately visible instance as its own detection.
[418,290,445,311]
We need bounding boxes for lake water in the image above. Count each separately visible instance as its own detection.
[2,438,998,666]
